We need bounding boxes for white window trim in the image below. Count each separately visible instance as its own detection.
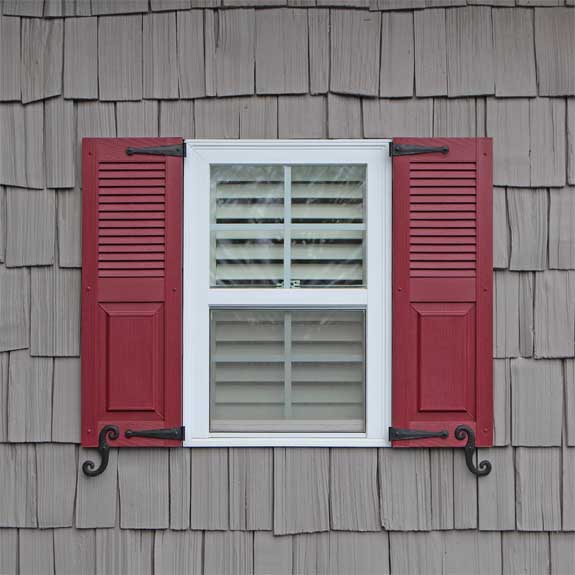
[183,140,392,447]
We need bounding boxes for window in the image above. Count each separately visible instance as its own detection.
[184,141,392,446]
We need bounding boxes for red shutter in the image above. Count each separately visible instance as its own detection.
[392,138,493,447]
[81,138,183,447]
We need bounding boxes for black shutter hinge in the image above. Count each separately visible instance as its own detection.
[124,426,185,441]
[390,143,449,157]
[389,427,449,441]
[126,143,186,157]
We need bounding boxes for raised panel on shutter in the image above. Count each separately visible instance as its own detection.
[82,138,183,447]
[392,138,493,448]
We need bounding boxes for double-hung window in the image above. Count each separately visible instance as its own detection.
[184,141,392,446]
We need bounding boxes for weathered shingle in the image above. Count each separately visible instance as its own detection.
[379,448,431,531]
[534,271,575,358]
[19,529,54,575]
[330,10,380,97]
[21,18,62,103]
[5,188,55,267]
[363,99,433,138]
[327,94,361,139]
[478,447,515,530]
[519,273,534,357]
[274,448,330,535]
[31,267,81,356]
[292,532,330,574]
[195,98,240,138]
[159,101,194,138]
[254,532,292,575]
[229,448,273,530]
[205,9,255,97]
[0,444,37,527]
[414,9,446,97]
[239,97,278,138]
[0,188,4,263]
[493,187,509,269]
[58,190,81,268]
[169,448,190,529]
[0,529,17,575]
[453,450,477,529]
[37,444,76,528]
[52,358,81,443]
[308,8,329,94]
[430,449,454,529]
[562,445,575,529]
[566,359,575,446]
[530,98,566,188]
[330,448,380,531]
[493,359,511,445]
[446,7,494,97]
[75,448,118,528]
[96,529,154,575]
[98,15,143,101]
[486,99,530,187]
[433,98,476,137]
[443,532,502,574]
[118,449,169,529]
[116,101,159,137]
[0,353,7,442]
[0,267,29,352]
[54,528,95,575]
[516,447,561,530]
[256,8,308,95]
[0,102,45,189]
[278,95,326,138]
[63,17,98,99]
[493,8,537,97]
[380,11,413,97]
[45,98,75,188]
[8,350,53,442]
[511,358,563,446]
[3,0,43,17]
[507,188,548,270]
[143,13,178,99]
[389,532,443,574]
[0,16,21,101]
[329,532,390,575]
[534,8,575,96]
[154,531,202,575]
[372,0,425,9]
[204,532,253,575]
[177,10,205,99]
[551,533,575,575]
[569,100,575,185]
[494,271,520,358]
[151,0,192,9]
[91,0,149,14]
[190,448,228,530]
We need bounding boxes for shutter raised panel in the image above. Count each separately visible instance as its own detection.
[82,138,183,447]
[392,138,493,447]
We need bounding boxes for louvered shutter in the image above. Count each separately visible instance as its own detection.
[81,138,182,447]
[392,138,493,447]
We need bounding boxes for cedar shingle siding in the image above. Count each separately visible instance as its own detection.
[0,1,574,573]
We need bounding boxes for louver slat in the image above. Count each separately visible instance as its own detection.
[82,138,183,448]
[392,138,493,448]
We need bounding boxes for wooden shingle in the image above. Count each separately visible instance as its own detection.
[442,532,501,573]
[0,529,17,575]
[511,358,563,446]
[0,188,4,263]
[95,529,154,575]
[534,271,575,358]
[433,98,476,137]
[195,98,240,138]
[3,0,43,16]
[494,271,520,358]
[308,8,329,94]
[254,532,292,575]
[256,8,308,95]
[5,188,55,267]
[52,358,81,443]
[0,353,7,442]
[177,10,205,99]
[274,448,330,534]
[205,9,255,97]
[204,532,253,575]
[414,9,447,97]
[292,533,329,574]
[363,99,433,138]
[154,531,202,575]
[562,445,575,529]
[151,0,192,8]
[169,448,190,529]
[159,101,194,137]
[568,100,575,185]
[91,0,149,14]
[54,529,96,575]
[519,273,534,357]
[0,267,29,351]
[493,359,511,446]
[30,267,81,357]
[535,8,575,96]
[278,95,326,138]
[229,448,273,530]
[0,16,21,101]
[239,96,278,139]
[430,449,454,529]
[493,8,537,97]
[380,11,413,97]
[566,359,575,446]
[8,350,52,442]
[98,15,143,101]
[503,533,549,575]
[63,17,98,99]
[327,94,362,139]
[19,529,54,575]
[58,190,81,268]
[551,534,575,575]
[446,7,494,97]
[486,99,530,187]
[389,532,443,574]
[21,18,62,103]
[330,10,380,97]
[45,98,75,188]
[493,187,509,269]
[507,188,548,270]
[118,449,169,529]
[143,13,178,99]
[0,444,37,527]
[329,532,390,575]
[116,101,159,137]
[453,450,477,528]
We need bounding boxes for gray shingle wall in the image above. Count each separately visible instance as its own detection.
[1,2,574,573]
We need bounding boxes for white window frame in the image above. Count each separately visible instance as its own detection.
[183,140,392,447]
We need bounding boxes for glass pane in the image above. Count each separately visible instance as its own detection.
[210,309,366,432]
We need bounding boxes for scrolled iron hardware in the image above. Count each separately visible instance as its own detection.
[455,425,492,477]
[82,425,119,477]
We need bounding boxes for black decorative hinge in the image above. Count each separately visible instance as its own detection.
[455,425,492,477]
[390,143,449,157]
[389,427,449,441]
[126,143,186,157]
[82,425,119,477]
[124,426,185,441]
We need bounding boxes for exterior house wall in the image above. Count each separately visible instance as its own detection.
[0,1,574,573]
